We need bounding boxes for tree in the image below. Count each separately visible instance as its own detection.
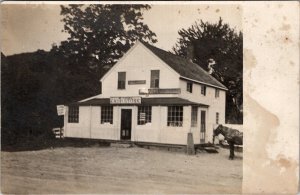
[57,4,157,78]
[173,18,243,124]
[51,5,157,102]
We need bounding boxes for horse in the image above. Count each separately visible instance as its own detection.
[213,124,243,160]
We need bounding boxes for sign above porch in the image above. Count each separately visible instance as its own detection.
[110,97,141,104]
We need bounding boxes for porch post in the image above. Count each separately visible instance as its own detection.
[187,132,195,155]
[186,106,195,155]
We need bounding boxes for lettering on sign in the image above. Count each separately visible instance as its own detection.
[110,97,141,104]
[128,80,146,85]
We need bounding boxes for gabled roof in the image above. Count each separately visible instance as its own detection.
[71,97,209,107]
[141,41,227,90]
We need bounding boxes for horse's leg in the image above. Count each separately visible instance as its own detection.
[232,143,235,159]
[229,141,234,160]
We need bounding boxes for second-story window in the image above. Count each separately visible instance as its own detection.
[150,70,160,88]
[215,89,220,98]
[118,72,126,89]
[201,85,206,96]
[187,82,193,93]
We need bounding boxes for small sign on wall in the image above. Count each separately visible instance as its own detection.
[110,97,141,104]
[140,113,146,121]
[56,105,65,116]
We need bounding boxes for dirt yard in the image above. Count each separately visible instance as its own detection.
[1,145,242,194]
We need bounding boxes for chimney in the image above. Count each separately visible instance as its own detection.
[186,43,194,62]
[207,58,216,74]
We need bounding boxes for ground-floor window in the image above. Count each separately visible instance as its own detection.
[191,106,198,127]
[138,106,152,125]
[167,106,183,127]
[101,106,113,124]
[68,106,79,123]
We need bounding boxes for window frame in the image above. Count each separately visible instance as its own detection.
[167,106,183,127]
[150,70,160,88]
[191,106,198,127]
[101,106,113,124]
[187,82,193,93]
[137,106,152,125]
[68,105,79,123]
[117,72,126,90]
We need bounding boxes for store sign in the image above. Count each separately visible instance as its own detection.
[56,105,65,116]
[110,97,141,104]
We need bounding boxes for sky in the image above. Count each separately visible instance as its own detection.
[1,3,242,56]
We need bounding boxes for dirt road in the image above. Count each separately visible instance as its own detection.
[1,146,242,194]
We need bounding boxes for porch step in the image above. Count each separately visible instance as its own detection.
[110,143,133,148]
[203,147,219,153]
[195,143,219,154]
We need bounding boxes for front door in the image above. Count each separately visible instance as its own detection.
[120,109,132,140]
[200,110,206,143]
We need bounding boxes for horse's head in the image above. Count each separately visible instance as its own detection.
[212,124,223,144]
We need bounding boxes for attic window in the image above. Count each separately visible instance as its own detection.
[118,72,126,89]
[187,82,193,93]
[150,70,160,88]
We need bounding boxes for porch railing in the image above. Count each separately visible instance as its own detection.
[139,88,181,95]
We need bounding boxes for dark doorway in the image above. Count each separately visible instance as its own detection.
[200,110,206,143]
[120,109,132,140]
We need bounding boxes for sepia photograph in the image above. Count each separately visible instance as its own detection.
[1,1,298,194]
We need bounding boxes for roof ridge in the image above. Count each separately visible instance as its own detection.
[140,41,227,90]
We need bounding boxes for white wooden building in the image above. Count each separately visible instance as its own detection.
[64,40,227,146]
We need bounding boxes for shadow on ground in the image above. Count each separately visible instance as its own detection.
[1,137,110,152]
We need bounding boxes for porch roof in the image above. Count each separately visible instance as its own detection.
[70,97,209,108]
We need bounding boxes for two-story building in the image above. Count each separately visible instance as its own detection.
[63,40,227,146]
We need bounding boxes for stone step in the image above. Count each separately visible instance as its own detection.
[204,147,219,153]
[196,146,219,153]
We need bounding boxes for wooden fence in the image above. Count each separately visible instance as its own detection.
[52,127,64,138]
